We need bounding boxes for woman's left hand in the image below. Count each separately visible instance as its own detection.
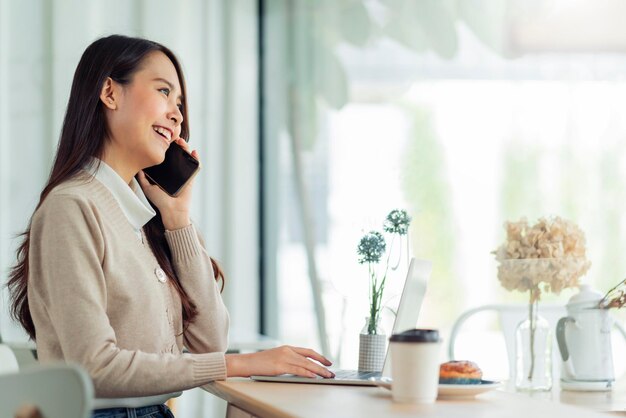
[137,138,199,230]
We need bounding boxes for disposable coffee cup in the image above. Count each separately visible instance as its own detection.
[389,329,441,404]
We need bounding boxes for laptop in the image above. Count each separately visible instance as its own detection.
[251,258,432,386]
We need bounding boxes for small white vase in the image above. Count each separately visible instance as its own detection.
[358,317,386,372]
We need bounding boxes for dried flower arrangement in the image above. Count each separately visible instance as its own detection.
[492,216,591,386]
[492,216,591,302]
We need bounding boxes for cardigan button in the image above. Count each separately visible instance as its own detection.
[155,267,167,283]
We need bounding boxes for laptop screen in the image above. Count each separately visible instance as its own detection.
[381,258,432,377]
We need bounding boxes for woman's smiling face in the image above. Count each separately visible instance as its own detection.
[101,50,184,179]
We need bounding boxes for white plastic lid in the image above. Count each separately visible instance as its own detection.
[567,284,603,306]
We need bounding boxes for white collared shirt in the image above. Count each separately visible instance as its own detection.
[85,159,156,241]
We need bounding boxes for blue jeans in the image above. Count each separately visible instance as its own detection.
[91,404,175,418]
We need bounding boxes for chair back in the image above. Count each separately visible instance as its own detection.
[0,363,93,418]
[0,343,19,374]
[448,304,567,383]
[6,342,39,369]
[449,303,626,384]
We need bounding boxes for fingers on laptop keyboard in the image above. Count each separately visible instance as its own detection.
[279,345,334,378]
[289,366,318,378]
[292,347,333,367]
[291,352,334,378]
[303,359,335,378]
[289,355,332,378]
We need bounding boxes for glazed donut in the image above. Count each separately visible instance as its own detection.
[439,360,482,384]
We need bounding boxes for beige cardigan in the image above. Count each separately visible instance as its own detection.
[27,174,229,398]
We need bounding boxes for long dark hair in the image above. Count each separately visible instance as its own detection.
[7,34,224,340]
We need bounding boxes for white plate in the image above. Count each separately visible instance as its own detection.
[375,379,501,398]
[438,380,501,398]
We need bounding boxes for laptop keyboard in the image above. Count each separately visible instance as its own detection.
[332,370,381,380]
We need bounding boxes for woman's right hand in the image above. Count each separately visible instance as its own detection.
[225,345,335,378]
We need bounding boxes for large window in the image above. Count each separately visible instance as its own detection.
[262,0,626,378]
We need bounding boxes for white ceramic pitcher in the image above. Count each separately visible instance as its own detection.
[556,285,614,391]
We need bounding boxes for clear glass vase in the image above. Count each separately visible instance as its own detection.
[516,301,552,391]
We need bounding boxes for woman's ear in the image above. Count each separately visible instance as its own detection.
[100,77,118,110]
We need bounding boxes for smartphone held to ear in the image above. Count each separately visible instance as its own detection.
[144,142,200,197]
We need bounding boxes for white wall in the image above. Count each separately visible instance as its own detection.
[0,0,259,416]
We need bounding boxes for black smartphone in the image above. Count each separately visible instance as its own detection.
[143,142,200,197]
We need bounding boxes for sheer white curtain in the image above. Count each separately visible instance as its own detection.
[0,1,258,416]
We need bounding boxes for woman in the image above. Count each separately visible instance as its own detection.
[7,35,333,418]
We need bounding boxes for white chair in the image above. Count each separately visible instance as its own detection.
[0,328,38,371]
[5,341,39,369]
[0,363,93,418]
[448,304,626,384]
[0,343,19,374]
[448,304,567,383]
